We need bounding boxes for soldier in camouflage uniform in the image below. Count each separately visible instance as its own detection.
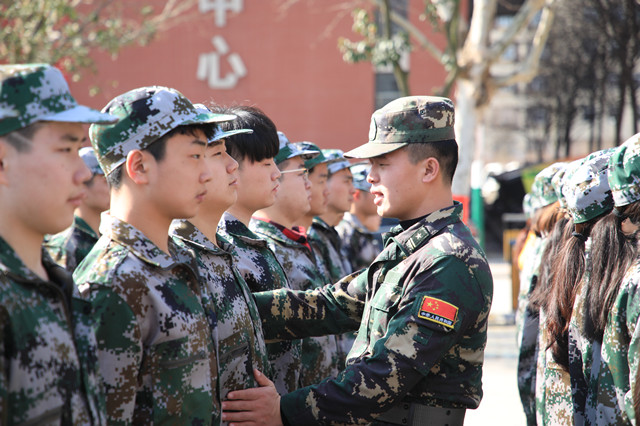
[579,132,640,424]
[0,64,117,425]
[45,147,109,271]
[73,87,233,425]
[251,132,345,388]
[515,162,566,425]
[536,150,613,426]
[335,162,383,272]
[213,105,303,395]
[169,103,273,408]
[223,96,493,426]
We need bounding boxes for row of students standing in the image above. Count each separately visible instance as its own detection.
[516,133,640,425]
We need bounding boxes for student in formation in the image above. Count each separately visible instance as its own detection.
[73,87,232,425]
[169,104,273,405]
[335,162,383,272]
[250,132,344,387]
[214,105,304,394]
[0,63,117,425]
[45,147,110,271]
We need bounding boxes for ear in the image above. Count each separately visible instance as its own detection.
[353,189,362,201]
[124,149,150,185]
[422,157,440,183]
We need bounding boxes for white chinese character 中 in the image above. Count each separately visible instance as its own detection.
[198,0,243,27]
[197,36,247,89]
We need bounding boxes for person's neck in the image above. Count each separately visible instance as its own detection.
[110,194,171,254]
[318,210,344,227]
[0,218,47,280]
[226,204,254,227]
[298,213,314,230]
[75,206,102,235]
[189,209,224,247]
[253,207,297,230]
[352,209,381,232]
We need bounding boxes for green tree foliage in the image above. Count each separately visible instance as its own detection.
[0,0,194,81]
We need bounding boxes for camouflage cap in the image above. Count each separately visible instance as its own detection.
[79,146,104,176]
[294,141,327,170]
[89,86,236,175]
[608,132,640,207]
[530,162,566,209]
[562,149,613,224]
[274,131,318,165]
[522,193,534,219]
[350,162,371,192]
[345,96,455,159]
[193,103,252,142]
[322,149,351,175]
[0,64,117,136]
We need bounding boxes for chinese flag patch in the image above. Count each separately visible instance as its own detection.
[418,296,458,329]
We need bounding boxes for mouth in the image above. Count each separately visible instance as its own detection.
[371,190,384,206]
[68,192,86,207]
[272,183,279,193]
[196,190,207,202]
[230,179,238,187]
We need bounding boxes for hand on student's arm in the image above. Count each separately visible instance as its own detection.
[222,369,283,426]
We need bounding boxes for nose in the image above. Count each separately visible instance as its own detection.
[271,163,281,180]
[227,153,239,173]
[76,156,92,185]
[201,159,213,183]
[304,177,312,190]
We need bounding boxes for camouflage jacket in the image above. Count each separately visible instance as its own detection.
[74,213,219,426]
[170,219,270,402]
[254,202,494,424]
[516,233,545,426]
[309,217,357,364]
[535,309,573,426]
[250,217,343,387]
[335,212,383,272]
[218,212,302,394]
[568,279,601,425]
[44,215,99,272]
[595,255,640,424]
[309,217,352,283]
[0,236,105,426]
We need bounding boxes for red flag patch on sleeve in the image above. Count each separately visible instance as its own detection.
[417,296,458,329]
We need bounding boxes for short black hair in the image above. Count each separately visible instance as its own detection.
[208,104,278,163]
[106,124,212,189]
[405,139,458,184]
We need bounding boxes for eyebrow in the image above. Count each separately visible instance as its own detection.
[61,134,87,144]
[193,138,210,147]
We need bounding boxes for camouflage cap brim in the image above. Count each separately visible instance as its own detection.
[294,141,328,170]
[274,142,319,164]
[608,132,640,207]
[344,141,407,159]
[211,127,253,142]
[350,162,371,192]
[40,104,118,125]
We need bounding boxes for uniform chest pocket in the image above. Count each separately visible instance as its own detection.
[149,336,213,424]
[368,282,403,341]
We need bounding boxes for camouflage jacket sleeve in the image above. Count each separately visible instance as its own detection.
[278,254,489,425]
[253,271,366,339]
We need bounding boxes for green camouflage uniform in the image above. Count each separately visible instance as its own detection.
[594,257,640,424]
[170,219,271,402]
[335,212,383,273]
[74,214,219,425]
[254,203,493,424]
[250,217,343,387]
[0,237,106,426]
[44,215,99,272]
[218,212,302,394]
[309,216,352,283]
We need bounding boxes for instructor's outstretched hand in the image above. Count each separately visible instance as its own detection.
[222,369,283,426]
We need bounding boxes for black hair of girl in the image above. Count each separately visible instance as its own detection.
[584,203,640,342]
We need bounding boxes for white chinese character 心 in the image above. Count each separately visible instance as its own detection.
[197,36,247,89]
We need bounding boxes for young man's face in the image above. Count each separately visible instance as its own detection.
[235,156,281,213]
[307,162,329,216]
[368,147,425,220]
[274,156,311,221]
[148,129,212,220]
[201,140,239,213]
[0,121,91,236]
[326,168,355,214]
[83,174,110,214]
